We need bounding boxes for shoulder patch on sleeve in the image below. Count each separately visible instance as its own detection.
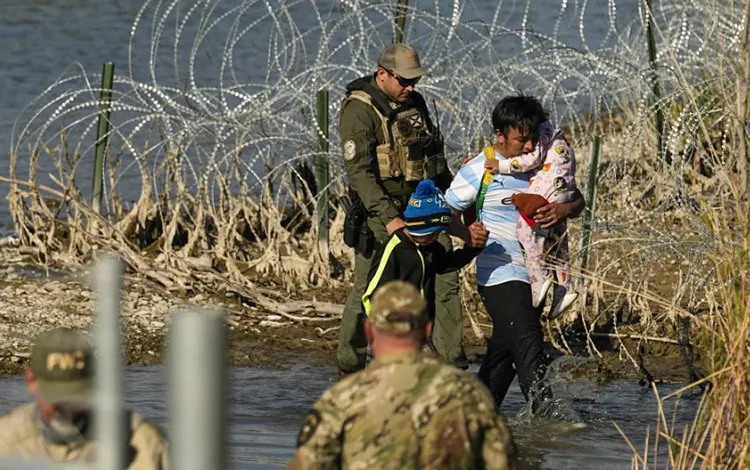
[296,409,322,447]
[343,140,357,161]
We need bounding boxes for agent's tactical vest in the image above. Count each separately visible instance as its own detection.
[341,79,447,182]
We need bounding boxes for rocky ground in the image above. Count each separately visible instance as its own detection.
[0,243,345,374]
[0,243,693,383]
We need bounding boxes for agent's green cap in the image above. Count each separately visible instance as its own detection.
[377,43,424,79]
[29,328,94,406]
[369,281,428,332]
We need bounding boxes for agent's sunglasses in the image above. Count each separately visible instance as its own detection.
[386,69,420,88]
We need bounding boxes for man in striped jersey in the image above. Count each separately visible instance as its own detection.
[445,95,586,413]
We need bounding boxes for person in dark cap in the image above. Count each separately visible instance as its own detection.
[337,42,489,376]
[289,281,517,470]
[0,327,169,469]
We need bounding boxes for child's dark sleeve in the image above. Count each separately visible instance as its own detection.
[431,244,482,274]
[362,236,401,316]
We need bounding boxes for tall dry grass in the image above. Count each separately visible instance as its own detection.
[617,208,749,469]
[604,0,750,463]
[2,0,748,383]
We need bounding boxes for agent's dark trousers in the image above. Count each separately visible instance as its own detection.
[477,281,549,410]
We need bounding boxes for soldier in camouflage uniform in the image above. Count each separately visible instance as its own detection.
[289,281,517,470]
[0,328,169,469]
[337,43,487,374]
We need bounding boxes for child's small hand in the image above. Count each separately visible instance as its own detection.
[484,159,500,174]
[466,222,488,249]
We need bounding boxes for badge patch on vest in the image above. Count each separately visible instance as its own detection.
[296,409,322,447]
[343,140,357,161]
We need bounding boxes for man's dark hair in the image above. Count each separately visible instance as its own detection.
[491,95,549,140]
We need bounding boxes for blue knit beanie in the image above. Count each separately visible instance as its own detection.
[404,179,452,236]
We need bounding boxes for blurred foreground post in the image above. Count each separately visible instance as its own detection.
[170,309,228,470]
[92,62,115,214]
[579,135,601,273]
[394,0,409,43]
[94,255,126,470]
[315,89,329,255]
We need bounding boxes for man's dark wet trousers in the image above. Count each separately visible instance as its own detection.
[477,280,551,413]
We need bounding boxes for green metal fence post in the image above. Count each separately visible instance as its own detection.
[645,0,668,165]
[394,0,409,43]
[92,62,115,214]
[315,89,330,255]
[579,135,602,272]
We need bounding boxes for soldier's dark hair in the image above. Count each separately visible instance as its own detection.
[491,94,548,140]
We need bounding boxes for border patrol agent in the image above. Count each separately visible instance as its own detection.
[289,281,517,470]
[0,328,169,469]
[338,43,481,375]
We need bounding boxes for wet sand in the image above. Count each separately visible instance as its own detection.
[0,245,693,383]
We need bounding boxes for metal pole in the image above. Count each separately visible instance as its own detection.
[394,0,409,43]
[579,136,601,273]
[170,309,228,470]
[315,89,329,255]
[92,62,115,213]
[645,0,667,165]
[94,255,126,470]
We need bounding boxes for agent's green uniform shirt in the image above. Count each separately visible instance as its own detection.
[339,77,452,228]
[290,352,516,470]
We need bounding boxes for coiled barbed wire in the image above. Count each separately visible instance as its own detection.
[6,0,748,311]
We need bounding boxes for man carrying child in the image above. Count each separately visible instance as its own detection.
[446,94,586,413]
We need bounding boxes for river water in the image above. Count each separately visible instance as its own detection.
[0,1,699,467]
[0,0,642,235]
[0,362,699,469]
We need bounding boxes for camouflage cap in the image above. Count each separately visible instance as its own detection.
[377,43,424,79]
[369,281,428,332]
[29,328,94,406]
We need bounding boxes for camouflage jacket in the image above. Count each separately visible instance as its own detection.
[0,402,169,469]
[288,352,516,470]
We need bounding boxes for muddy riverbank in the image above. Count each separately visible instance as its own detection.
[0,244,694,383]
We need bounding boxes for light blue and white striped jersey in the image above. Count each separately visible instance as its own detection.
[445,150,530,287]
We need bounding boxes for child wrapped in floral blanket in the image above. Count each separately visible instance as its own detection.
[485,120,579,319]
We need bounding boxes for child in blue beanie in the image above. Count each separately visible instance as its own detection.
[361,179,485,356]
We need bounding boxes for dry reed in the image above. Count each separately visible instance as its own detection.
[3,2,749,448]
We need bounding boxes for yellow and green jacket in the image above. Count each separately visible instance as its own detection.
[362,230,480,316]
